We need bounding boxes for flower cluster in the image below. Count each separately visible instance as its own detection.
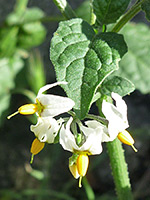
[7,82,137,187]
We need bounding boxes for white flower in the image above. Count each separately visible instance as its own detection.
[102,92,129,142]
[59,117,104,155]
[36,82,75,117]
[7,82,75,119]
[30,117,63,143]
[59,117,104,187]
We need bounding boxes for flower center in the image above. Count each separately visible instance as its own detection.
[36,99,45,116]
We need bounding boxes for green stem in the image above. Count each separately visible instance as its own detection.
[85,113,108,125]
[111,0,144,33]
[41,15,64,22]
[52,0,77,19]
[82,177,95,200]
[15,0,29,15]
[107,139,133,200]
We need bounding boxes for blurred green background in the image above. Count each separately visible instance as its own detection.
[0,0,150,199]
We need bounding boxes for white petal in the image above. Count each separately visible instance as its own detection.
[79,122,103,154]
[30,117,59,143]
[102,125,118,142]
[102,100,129,131]
[59,117,78,152]
[79,128,103,154]
[111,92,127,119]
[37,82,67,96]
[37,94,75,117]
[85,120,106,130]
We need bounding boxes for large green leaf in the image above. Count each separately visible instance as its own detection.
[117,23,150,94]
[100,76,135,96]
[50,18,127,119]
[141,0,150,21]
[93,0,131,25]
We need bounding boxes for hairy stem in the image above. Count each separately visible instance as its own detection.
[107,139,133,200]
[97,96,133,200]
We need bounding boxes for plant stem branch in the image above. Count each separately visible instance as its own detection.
[111,0,143,33]
[52,0,77,19]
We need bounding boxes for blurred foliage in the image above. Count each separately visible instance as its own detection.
[117,23,150,94]
[0,0,150,200]
[0,0,46,125]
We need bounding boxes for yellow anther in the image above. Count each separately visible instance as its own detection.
[7,104,38,119]
[69,163,80,179]
[18,104,38,115]
[77,154,89,188]
[118,130,137,152]
[30,138,45,155]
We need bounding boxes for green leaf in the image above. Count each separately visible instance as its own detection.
[18,22,46,49]
[100,76,135,96]
[50,18,127,119]
[23,8,45,23]
[6,8,45,25]
[75,0,91,23]
[141,0,150,21]
[117,23,150,94]
[93,0,131,25]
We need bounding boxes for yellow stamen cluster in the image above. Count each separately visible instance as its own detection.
[117,130,137,152]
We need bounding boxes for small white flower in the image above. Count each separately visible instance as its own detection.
[102,92,129,141]
[36,82,75,117]
[7,82,75,119]
[30,117,63,143]
[59,117,104,187]
[59,117,103,155]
